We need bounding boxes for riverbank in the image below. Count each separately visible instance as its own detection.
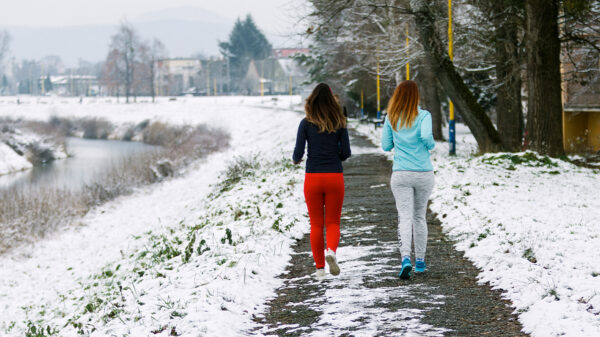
[0,96,305,336]
[0,114,219,178]
[0,119,67,175]
[1,100,238,253]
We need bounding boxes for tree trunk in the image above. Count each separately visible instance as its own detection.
[410,0,505,153]
[492,1,524,152]
[524,0,564,156]
[417,57,444,140]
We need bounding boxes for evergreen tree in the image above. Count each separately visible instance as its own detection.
[219,15,272,92]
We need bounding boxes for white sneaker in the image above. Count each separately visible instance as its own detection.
[325,249,340,276]
[315,268,326,278]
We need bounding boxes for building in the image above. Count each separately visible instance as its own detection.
[273,48,310,58]
[242,49,309,96]
[49,75,99,96]
[561,45,600,153]
[155,58,203,96]
[155,58,229,96]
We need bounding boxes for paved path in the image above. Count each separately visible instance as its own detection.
[252,132,526,336]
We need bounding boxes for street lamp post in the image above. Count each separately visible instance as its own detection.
[448,0,456,155]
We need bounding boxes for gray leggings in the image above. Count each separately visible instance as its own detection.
[390,170,435,259]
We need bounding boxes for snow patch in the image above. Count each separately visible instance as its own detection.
[351,119,600,337]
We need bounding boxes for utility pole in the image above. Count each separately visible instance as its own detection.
[206,62,210,96]
[260,62,264,96]
[226,56,230,94]
[376,55,381,119]
[70,69,74,97]
[40,65,45,95]
[361,89,364,119]
[448,0,456,155]
[406,23,410,80]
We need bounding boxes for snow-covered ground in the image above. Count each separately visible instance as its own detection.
[0,125,67,176]
[353,121,600,337]
[0,142,31,175]
[2,96,598,336]
[0,96,310,336]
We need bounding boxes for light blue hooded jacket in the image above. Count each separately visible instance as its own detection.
[381,107,435,171]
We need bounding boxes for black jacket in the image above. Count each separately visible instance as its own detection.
[293,118,351,173]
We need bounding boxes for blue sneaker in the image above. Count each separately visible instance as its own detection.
[399,256,412,279]
[415,258,426,273]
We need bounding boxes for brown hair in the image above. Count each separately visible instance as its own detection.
[386,80,420,131]
[304,83,346,133]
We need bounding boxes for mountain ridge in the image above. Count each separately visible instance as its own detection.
[5,6,236,66]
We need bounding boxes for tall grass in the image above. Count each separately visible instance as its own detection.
[0,123,230,254]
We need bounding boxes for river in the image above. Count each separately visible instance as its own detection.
[0,137,158,191]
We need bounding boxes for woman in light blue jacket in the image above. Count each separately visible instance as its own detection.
[381,80,435,279]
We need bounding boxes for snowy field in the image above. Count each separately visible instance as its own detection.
[1,96,598,336]
[0,96,309,336]
[354,121,600,337]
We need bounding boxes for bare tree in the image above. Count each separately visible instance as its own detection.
[109,22,140,103]
[101,48,122,99]
[148,39,166,102]
[469,0,525,151]
[304,0,494,144]
[489,1,525,152]
[0,30,11,78]
[133,42,149,100]
[416,56,445,140]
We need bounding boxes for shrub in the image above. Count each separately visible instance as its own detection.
[142,121,185,146]
[218,155,260,192]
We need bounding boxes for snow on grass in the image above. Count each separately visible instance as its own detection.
[0,142,31,175]
[0,125,67,176]
[351,120,600,337]
[3,155,305,336]
[0,96,308,336]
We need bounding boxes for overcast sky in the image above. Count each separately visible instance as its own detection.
[1,0,308,36]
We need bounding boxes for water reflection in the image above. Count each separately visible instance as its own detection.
[0,138,157,191]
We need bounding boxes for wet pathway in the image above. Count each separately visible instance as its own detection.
[252,132,526,336]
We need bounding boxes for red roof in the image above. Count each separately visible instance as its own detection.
[273,48,309,58]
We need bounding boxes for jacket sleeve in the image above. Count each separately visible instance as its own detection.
[292,120,306,162]
[420,113,436,150]
[381,118,394,151]
[339,128,351,161]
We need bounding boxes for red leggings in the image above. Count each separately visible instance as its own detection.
[304,173,345,269]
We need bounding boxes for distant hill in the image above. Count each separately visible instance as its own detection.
[6,6,234,66]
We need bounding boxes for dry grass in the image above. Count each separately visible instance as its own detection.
[0,122,230,254]
[80,118,113,139]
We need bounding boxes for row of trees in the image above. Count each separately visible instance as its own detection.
[302,0,600,156]
[103,15,273,100]
[0,14,274,99]
[0,30,99,96]
[0,29,11,95]
[102,22,166,103]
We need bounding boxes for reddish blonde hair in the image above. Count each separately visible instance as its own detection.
[305,83,346,133]
[386,80,420,131]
